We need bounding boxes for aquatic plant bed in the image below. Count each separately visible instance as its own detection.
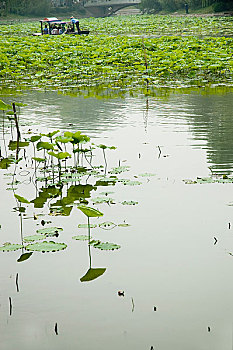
[0,16,233,92]
[0,99,155,263]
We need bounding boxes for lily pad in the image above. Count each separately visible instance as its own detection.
[0,243,23,251]
[118,223,131,227]
[89,240,121,250]
[121,200,138,205]
[23,234,47,242]
[25,241,67,252]
[36,227,63,236]
[109,166,130,174]
[99,222,117,230]
[123,181,142,186]
[92,197,115,204]
[72,235,91,240]
[78,224,97,229]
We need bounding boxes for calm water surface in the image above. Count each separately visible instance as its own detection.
[1,89,233,350]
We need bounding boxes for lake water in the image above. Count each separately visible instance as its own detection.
[1,88,233,350]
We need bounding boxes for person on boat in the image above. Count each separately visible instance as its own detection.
[58,25,63,34]
[70,16,80,32]
[43,24,49,35]
[64,24,72,34]
[51,25,59,35]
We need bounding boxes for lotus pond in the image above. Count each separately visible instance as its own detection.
[1,14,233,350]
[0,15,233,91]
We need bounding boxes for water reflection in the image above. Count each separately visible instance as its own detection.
[1,88,233,174]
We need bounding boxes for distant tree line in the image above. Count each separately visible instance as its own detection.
[0,0,84,17]
[139,0,233,13]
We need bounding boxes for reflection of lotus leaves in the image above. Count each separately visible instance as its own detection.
[17,252,33,262]
[0,158,14,169]
[25,241,67,252]
[8,140,29,151]
[80,268,106,282]
[183,176,233,185]
[0,243,24,251]
[72,235,91,240]
[31,186,61,209]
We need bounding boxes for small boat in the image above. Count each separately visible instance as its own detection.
[33,17,89,36]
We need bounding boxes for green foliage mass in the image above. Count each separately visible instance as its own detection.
[0,16,233,91]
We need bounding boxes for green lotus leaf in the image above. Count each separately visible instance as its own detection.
[25,241,67,252]
[80,268,106,282]
[0,243,24,251]
[14,194,30,204]
[36,227,63,235]
[37,141,54,151]
[78,224,97,229]
[48,151,71,160]
[15,102,27,107]
[78,205,103,218]
[99,221,117,230]
[41,130,60,138]
[32,157,46,162]
[30,135,41,142]
[0,100,11,111]
[23,234,47,242]
[56,136,73,143]
[72,235,91,240]
[89,240,120,250]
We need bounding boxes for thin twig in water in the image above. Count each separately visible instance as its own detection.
[158,146,162,158]
[131,297,135,312]
[55,322,58,335]
[9,297,12,316]
[16,273,19,292]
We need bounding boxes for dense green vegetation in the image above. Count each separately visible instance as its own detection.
[0,16,233,93]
